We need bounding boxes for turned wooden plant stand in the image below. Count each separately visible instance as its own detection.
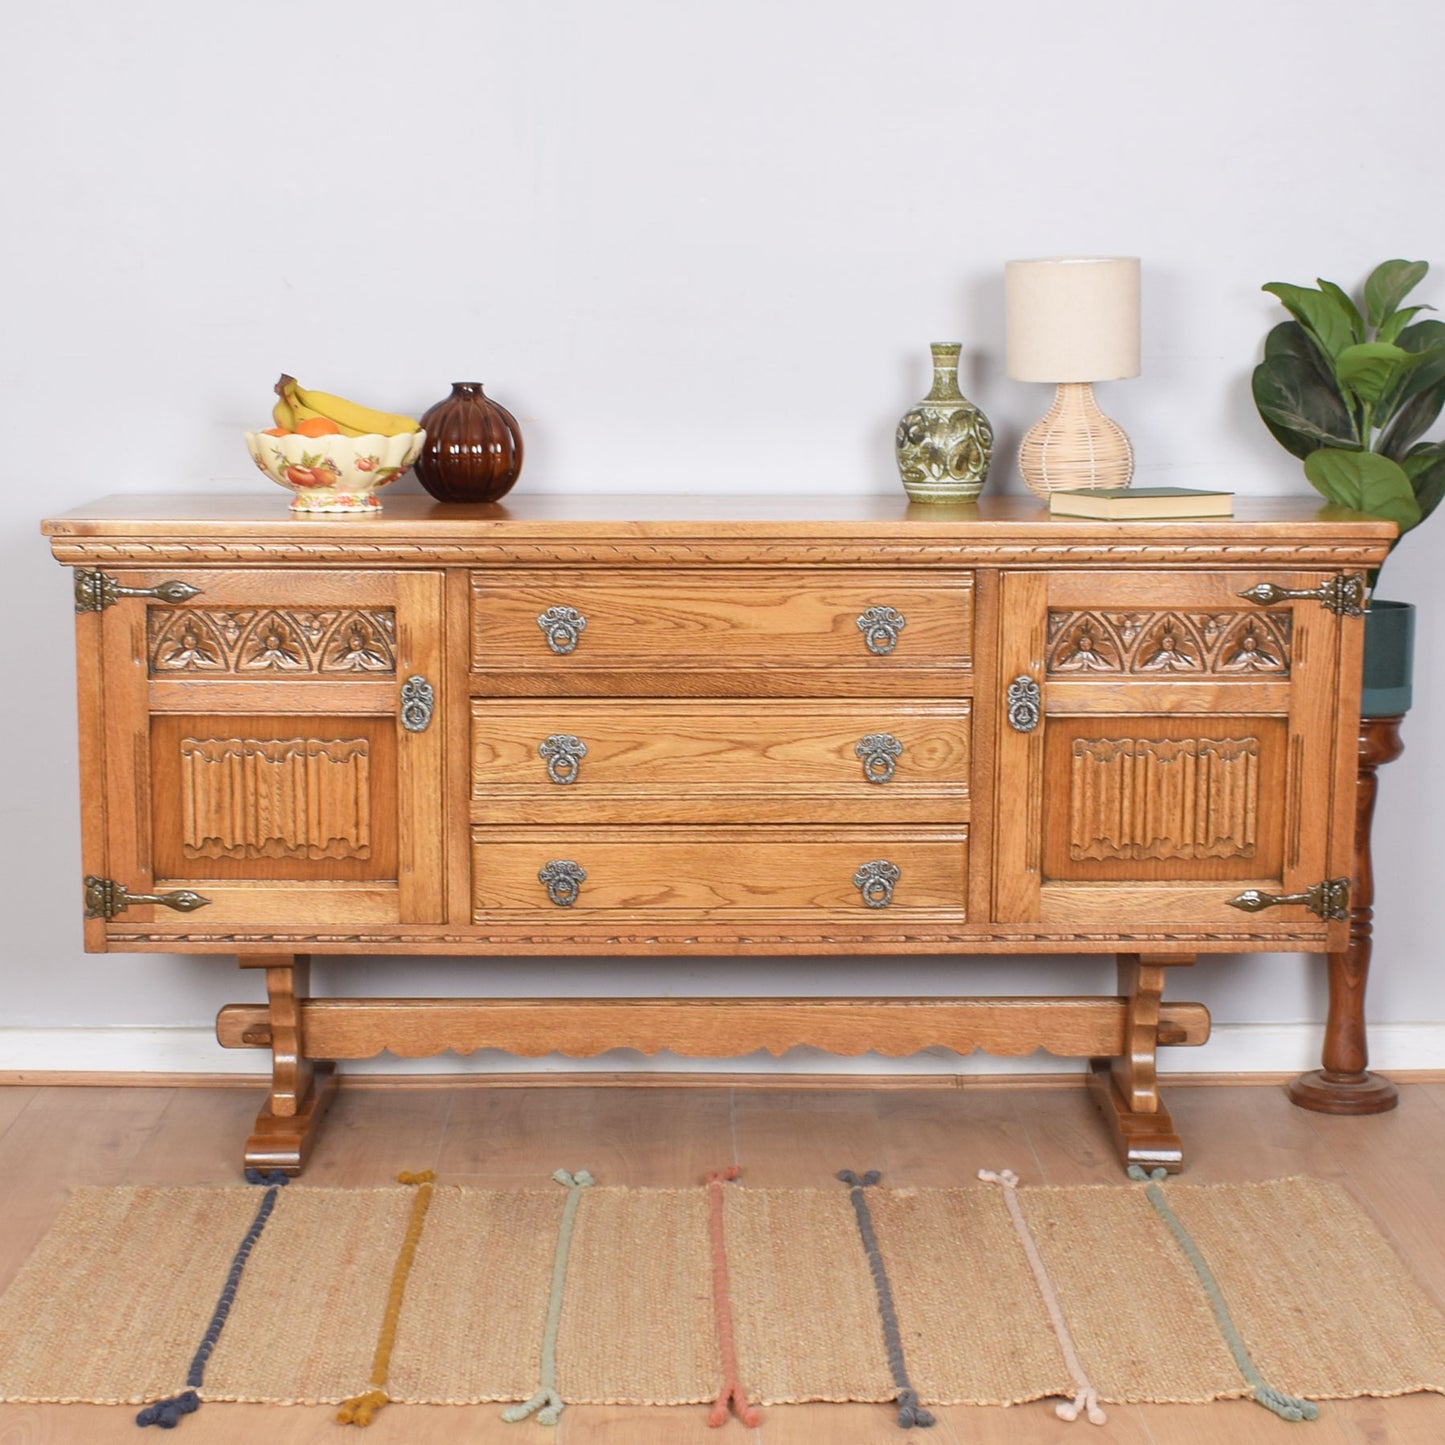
[1289,715,1404,1115]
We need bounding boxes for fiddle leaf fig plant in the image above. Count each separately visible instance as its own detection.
[1253,259,1445,551]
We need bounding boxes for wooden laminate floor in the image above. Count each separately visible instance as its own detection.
[0,1076,1442,1443]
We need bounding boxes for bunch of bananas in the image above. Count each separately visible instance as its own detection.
[271,374,420,438]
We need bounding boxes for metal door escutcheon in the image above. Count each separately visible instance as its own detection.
[853,859,900,908]
[855,733,904,783]
[74,570,202,614]
[539,734,588,784]
[539,859,587,907]
[85,875,211,920]
[1225,877,1350,921]
[538,606,587,655]
[856,606,907,655]
[400,675,435,732]
[1237,573,1365,617]
[1006,675,1041,733]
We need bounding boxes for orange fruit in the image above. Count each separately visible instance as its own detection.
[263,426,292,436]
[295,416,342,438]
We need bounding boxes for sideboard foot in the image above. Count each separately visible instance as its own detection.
[1287,1068,1398,1115]
[1087,1059,1184,1174]
[1088,954,1190,1173]
[244,1062,338,1175]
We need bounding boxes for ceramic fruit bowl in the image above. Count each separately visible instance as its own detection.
[244,430,425,513]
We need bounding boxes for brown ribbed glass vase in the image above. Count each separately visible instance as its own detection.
[413,382,524,503]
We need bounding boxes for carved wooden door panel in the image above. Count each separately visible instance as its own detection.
[993,569,1352,933]
[92,570,445,931]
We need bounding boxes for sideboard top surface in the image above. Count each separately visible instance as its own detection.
[43,492,1396,547]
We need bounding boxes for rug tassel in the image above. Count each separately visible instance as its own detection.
[895,1388,936,1429]
[1127,1165,1319,1422]
[1056,1387,1107,1426]
[335,1389,391,1427]
[837,1170,935,1430]
[504,1169,595,1426]
[135,1390,200,1429]
[979,1167,1107,1426]
[503,1387,564,1425]
[704,1166,761,1428]
[135,1169,290,1429]
[335,1170,438,1429]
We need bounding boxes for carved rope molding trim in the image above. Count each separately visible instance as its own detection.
[106,929,1312,946]
[51,540,1393,568]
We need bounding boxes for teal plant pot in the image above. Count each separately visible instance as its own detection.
[1361,599,1414,717]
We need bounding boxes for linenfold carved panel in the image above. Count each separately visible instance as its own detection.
[180,737,372,860]
[1069,736,1260,861]
[1046,611,1291,677]
[148,608,396,675]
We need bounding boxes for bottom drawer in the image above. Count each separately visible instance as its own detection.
[471,826,967,919]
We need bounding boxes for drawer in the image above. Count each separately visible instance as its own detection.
[470,569,973,696]
[471,826,967,919]
[470,700,970,823]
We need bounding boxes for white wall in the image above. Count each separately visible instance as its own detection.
[3,0,1441,1076]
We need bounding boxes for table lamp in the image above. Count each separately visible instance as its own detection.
[1005,257,1140,497]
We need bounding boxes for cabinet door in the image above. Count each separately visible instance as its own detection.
[94,569,445,930]
[993,569,1354,933]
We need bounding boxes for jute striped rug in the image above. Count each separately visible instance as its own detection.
[0,1168,1441,1430]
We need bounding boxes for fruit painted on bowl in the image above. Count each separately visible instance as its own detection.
[244,429,426,513]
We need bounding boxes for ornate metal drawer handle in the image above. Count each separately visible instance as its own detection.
[855,733,904,784]
[539,733,588,784]
[539,859,586,907]
[1006,675,1041,733]
[853,859,900,908]
[856,605,907,655]
[538,605,587,655]
[1237,573,1365,617]
[400,675,435,732]
[74,569,202,614]
[85,875,211,920]
[1225,878,1350,921]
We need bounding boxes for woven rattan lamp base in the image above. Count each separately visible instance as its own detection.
[1019,382,1134,497]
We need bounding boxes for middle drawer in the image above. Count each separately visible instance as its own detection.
[470,699,971,824]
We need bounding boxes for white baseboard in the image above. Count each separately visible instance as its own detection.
[1,1022,1441,1077]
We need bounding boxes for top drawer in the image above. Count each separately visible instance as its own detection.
[471,569,974,696]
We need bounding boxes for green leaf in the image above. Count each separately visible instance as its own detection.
[1379,381,1445,460]
[1334,342,1425,407]
[1404,441,1445,527]
[1262,282,1358,361]
[1390,319,1445,406]
[1378,304,1433,345]
[1318,280,1365,345]
[1303,447,1422,530]
[1263,319,1317,363]
[1364,259,1428,328]
[1252,353,1358,456]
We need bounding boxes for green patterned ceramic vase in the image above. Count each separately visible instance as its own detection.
[895,343,993,503]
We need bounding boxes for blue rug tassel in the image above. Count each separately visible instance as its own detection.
[135,1171,288,1429]
[135,1390,200,1429]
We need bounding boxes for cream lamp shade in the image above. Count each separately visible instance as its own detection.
[1004,257,1140,495]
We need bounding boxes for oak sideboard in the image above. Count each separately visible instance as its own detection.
[42,493,1394,1174]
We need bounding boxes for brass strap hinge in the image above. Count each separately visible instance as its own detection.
[1237,573,1365,617]
[74,570,202,614]
[84,875,211,921]
[1225,877,1350,921]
